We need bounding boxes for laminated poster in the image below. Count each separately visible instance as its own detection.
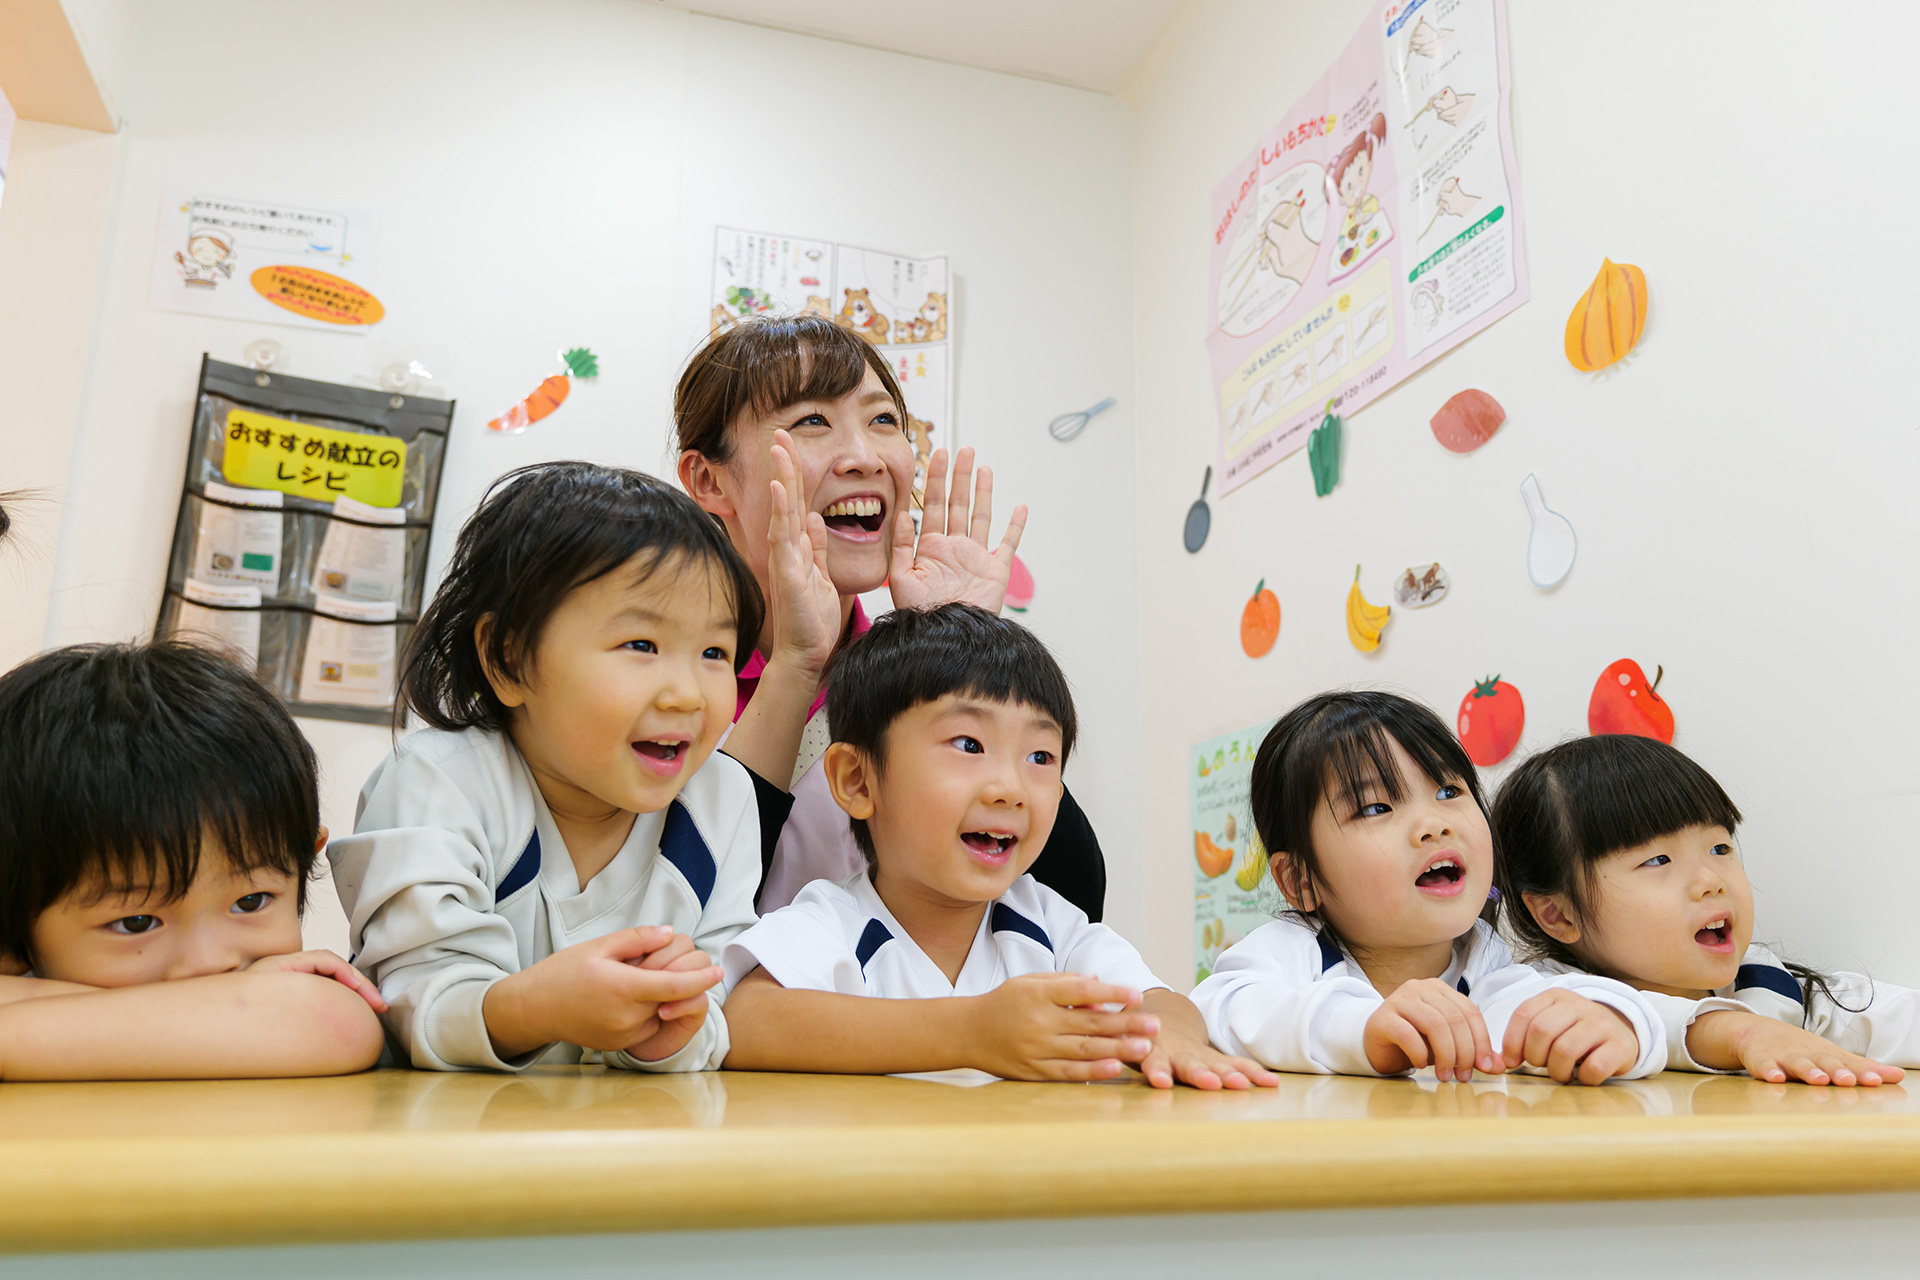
[1207,0,1527,493]
[1191,720,1278,984]
[710,228,954,506]
[150,187,382,331]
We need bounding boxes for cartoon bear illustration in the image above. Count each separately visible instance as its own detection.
[836,288,890,345]
[906,412,936,509]
[917,291,947,341]
[802,294,832,320]
[709,303,738,337]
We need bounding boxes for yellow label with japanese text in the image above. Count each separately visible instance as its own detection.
[221,409,405,508]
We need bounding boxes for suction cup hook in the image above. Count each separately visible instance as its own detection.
[242,339,285,372]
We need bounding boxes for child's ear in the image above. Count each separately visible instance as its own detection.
[1270,853,1317,911]
[313,826,330,857]
[677,450,737,520]
[822,742,876,822]
[473,615,526,709]
[1523,892,1583,946]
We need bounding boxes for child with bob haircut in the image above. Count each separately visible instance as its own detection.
[329,461,768,1073]
[1495,733,1910,1086]
[0,641,386,1080]
[722,603,1276,1088]
[1193,691,1666,1084]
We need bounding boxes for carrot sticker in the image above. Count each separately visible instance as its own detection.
[489,348,599,433]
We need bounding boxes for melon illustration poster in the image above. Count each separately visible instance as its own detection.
[1191,720,1277,984]
[1207,0,1527,493]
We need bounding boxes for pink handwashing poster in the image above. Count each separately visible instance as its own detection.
[1207,0,1528,493]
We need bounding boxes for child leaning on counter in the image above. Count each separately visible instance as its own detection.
[329,462,769,1073]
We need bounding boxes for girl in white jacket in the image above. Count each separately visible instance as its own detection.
[1494,734,1907,1086]
[329,463,767,1073]
[1194,692,1665,1084]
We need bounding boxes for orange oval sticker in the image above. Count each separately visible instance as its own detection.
[250,265,385,326]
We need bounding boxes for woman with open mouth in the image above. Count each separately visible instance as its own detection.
[675,313,1107,916]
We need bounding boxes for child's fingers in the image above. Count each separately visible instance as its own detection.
[1221,1055,1280,1087]
[633,934,697,970]
[1057,1034,1154,1064]
[1575,1034,1636,1085]
[1048,975,1144,1010]
[1038,1057,1125,1083]
[1140,1046,1175,1090]
[967,465,994,546]
[1746,1052,1788,1084]
[1063,1009,1160,1039]
[1431,990,1488,1081]
[1518,1001,1581,1071]
[617,963,721,1004]
[1854,1055,1901,1085]
[323,962,389,1012]
[655,992,713,1022]
[1545,1020,1608,1084]
[1500,992,1555,1067]
[1397,997,1460,1079]
[1377,1010,1431,1070]
[599,926,676,963]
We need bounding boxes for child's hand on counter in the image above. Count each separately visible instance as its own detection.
[1501,989,1636,1085]
[246,950,388,1012]
[1365,978,1501,1082]
[1137,988,1279,1090]
[962,973,1156,1082]
[483,926,722,1060]
[1689,1010,1902,1086]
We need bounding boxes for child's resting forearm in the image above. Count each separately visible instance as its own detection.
[0,974,100,1008]
[0,971,385,1081]
[722,977,977,1074]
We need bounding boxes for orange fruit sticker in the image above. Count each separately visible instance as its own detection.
[251,265,385,326]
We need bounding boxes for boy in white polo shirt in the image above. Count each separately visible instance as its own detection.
[722,603,1277,1089]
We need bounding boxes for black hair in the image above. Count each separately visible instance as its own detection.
[399,461,766,734]
[824,603,1077,866]
[1492,734,1846,1016]
[0,641,320,967]
[1249,690,1495,954]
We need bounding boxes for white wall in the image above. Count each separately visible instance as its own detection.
[19,1,1138,950]
[1124,1,1920,986]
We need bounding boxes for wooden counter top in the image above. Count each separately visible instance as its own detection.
[4,1067,1919,1253]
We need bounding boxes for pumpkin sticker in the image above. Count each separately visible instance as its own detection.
[1240,578,1280,657]
[1589,659,1675,743]
[1457,675,1524,766]
[1565,257,1648,373]
[1430,388,1505,453]
[250,265,384,326]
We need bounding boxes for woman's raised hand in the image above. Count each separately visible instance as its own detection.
[888,447,1028,613]
[767,429,842,677]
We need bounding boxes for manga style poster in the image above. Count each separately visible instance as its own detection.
[710,227,954,501]
[1207,0,1527,493]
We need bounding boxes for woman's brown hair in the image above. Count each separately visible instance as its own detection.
[673,314,908,463]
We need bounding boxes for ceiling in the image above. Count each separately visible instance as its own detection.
[657,0,1187,94]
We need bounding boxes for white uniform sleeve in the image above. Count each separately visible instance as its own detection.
[721,886,865,996]
[1474,963,1666,1080]
[1045,894,1165,994]
[1189,925,1384,1076]
[328,746,540,1073]
[607,756,763,1074]
[1805,974,1920,1067]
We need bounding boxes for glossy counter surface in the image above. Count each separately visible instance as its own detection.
[3,1067,1918,1253]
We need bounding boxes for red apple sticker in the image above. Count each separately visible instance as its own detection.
[1588,659,1675,743]
[1457,675,1525,766]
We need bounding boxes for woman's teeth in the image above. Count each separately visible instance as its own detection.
[823,498,883,518]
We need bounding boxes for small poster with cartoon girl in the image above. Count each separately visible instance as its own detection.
[1325,113,1393,283]
[149,187,382,331]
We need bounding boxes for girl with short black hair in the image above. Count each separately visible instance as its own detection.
[330,461,766,1073]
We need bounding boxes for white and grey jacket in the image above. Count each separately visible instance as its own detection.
[1193,917,1666,1079]
[328,728,760,1073]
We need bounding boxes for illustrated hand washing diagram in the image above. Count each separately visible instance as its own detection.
[1205,0,1529,494]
